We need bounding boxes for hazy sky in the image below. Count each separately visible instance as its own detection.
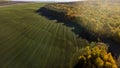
[12,0,83,2]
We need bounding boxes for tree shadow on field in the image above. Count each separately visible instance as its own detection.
[36,6,120,67]
[36,7,98,42]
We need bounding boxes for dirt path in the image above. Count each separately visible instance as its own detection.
[0,1,29,6]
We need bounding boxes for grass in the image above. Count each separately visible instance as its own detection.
[0,3,90,68]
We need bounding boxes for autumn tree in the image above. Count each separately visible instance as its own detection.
[75,45,118,68]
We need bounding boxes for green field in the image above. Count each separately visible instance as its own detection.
[0,3,89,68]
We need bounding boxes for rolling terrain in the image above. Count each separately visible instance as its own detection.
[0,3,89,68]
[0,1,120,68]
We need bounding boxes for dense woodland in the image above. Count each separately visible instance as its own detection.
[43,1,120,68]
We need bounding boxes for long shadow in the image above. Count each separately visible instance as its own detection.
[36,7,98,42]
[36,6,120,66]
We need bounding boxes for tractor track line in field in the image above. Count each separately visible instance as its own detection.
[42,23,59,67]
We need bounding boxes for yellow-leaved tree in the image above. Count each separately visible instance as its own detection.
[75,45,118,68]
